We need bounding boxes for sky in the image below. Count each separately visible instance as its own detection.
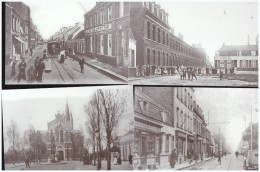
[2,86,133,152]
[194,88,258,153]
[22,0,258,65]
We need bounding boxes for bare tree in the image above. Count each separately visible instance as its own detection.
[6,120,21,165]
[98,89,127,170]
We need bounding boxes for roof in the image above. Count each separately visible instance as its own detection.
[72,24,84,40]
[73,30,85,40]
[135,89,173,126]
[218,45,258,52]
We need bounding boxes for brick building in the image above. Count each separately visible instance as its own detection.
[5,2,30,64]
[46,100,84,161]
[134,87,213,169]
[83,2,207,77]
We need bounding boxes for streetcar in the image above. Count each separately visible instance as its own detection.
[47,41,61,58]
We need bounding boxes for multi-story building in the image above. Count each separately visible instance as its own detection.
[46,100,84,161]
[214,39,258,72]
[83,2,207,77]
[134,87,175,169]
[5,2,30,64]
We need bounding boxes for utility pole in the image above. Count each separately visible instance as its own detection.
[250,106,253,150]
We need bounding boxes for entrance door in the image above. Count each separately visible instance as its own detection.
[141,135,147,166]
[58,151,64,160]
[130,49,135,67]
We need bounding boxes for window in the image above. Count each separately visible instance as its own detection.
[100,11,103,24]
[163,52,165,65]
[154,7,157,16]
[166,34,169,46]
[147,48,150,65]
[158,28,160,43]
[153,49,156,65]
[100,34,104,54]
[108,33,112,56]
[176,107,179,127]
[108,5,112,21]
[151,3,154,13]
[143,101,148,114]
[147,21,150,39]
[165,135,169,153]
[158,50,160,65]
[12,15,15,31]
[152,25,156,41]
[90,36,93,52]
[162,30,165,44]
[184,89,187,105]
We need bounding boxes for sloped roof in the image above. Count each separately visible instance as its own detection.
[135,89,173,126]
[218,45,258,52]
[72,23,84,40]
[73,30,85,40]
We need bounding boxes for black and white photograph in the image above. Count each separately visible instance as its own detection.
[2,86,134,170]
[133,86,258,170]
[3,1,258,86]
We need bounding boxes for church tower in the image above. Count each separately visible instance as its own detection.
[65,98,73,129]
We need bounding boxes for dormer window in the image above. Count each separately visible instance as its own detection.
[139,100,148,115]
[161,110,167,123]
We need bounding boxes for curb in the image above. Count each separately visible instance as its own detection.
[177,158,216,170]
[84,60,128,82]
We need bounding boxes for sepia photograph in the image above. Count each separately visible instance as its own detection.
[2,86,134,170]
[133,86,258,170]
[3,1,258,86]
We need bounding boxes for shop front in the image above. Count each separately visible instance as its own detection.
[133,118,162,170]
[187,135,195,154]
[196,135,203,159]
[176,131,187,164]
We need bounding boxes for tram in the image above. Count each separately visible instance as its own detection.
[47,41,61,58]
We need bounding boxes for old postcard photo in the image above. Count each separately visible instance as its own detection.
[133,86,258,170]
[3,1,258,86]
[2,86,134,170]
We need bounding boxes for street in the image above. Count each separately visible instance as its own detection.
[184,154,245,170]
[6,45,125,84]
[129,75,258,87]
[4,160,133,170]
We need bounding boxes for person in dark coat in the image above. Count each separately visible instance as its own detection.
[146,65,150,76]
[170,149,177,168]
[117,154,122,165]
[18,58,27,82]
[11,56,17,76]
[30,47,33,56]
[218,151,222,165]
[191,68,197,80]
[34,56,40,80]
[161,66,164,76]
[128,154,133,164]
[25,156,30,168]
[152,65,156,76]
[37,59,45,82]
[79,57,85,73]
[220,70,224,80]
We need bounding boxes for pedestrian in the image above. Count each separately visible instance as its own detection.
[146,65,150,76]
[128,154,133,164]
[18,58,27,82]
[191,68,197,80]
[60,50,65,63]
[219,70,223,80]
[10,55,17,76]
[170,149,177,168]
[43,49,47,59]
[187,150,191,164]
[183,68,186,80]
[37,58,45,82]
[161,66,164,76]
[25,156,30,168]
[225,67,227,75]
[113,154,118,165]
[117,154,122,165]
[27,65,36,82]
[79,57,85,73]
[30,46,33,56]
[179,68,183,80]
[137,64,142,77]
[218,151,221,165]
[34,56,40,80]
[152,65,156,76]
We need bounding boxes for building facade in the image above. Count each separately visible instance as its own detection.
[214,43,258,72]
[5,2,30,64]
[83,2,207,77]
[133,87,216,170]
[46,100,84,161]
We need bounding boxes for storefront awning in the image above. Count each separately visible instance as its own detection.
[14,36,26,44]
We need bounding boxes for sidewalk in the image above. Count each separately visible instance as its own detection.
[5,45,44,82]
[161,157,215,170]
[72,54,128,82]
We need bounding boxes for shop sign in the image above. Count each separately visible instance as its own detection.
[85,23,112,34]
[215,56,231,60]
[135,121,161,133]
[177,131,186,139]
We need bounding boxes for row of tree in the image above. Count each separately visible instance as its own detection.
[5,121,47,164]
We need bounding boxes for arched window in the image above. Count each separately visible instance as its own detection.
[158,50,160,65]
[162,30,165,44]
[158,28,160,43]
[147,48,150,65]
[147,21,150,39]
[152,25,156,41]
[153,49,156,65]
